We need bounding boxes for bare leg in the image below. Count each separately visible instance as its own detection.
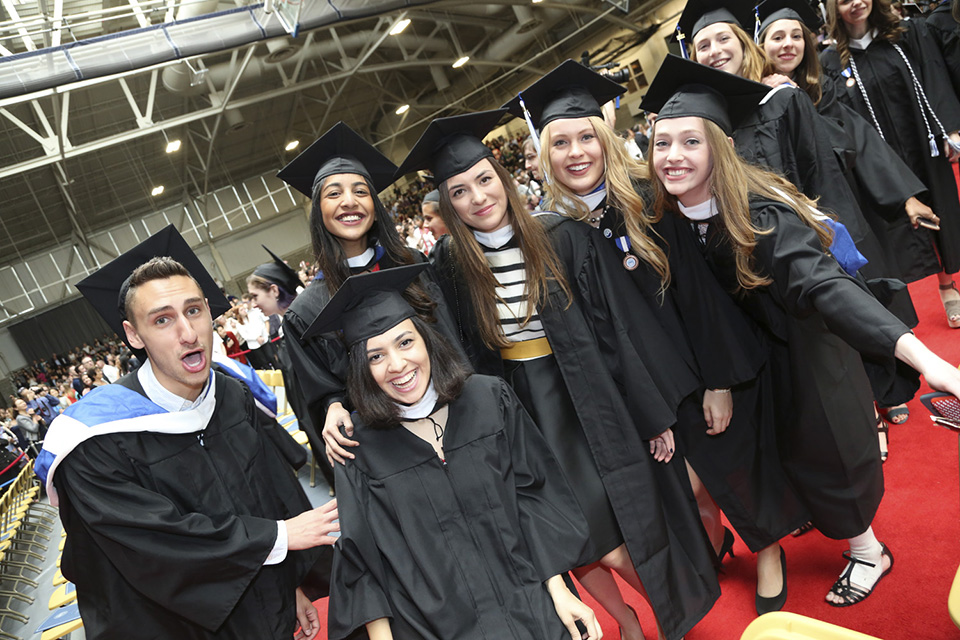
[572,563,644,640]
[601,545,674,640]
[686,461,723,554]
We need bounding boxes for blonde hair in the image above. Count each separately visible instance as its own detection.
[826,0,905,67]
[539,116,671,289]
[437,158,571,350]
[648,117,833,291]
[694,22,775,82]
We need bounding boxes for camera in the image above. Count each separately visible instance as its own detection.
[580,52,631,84]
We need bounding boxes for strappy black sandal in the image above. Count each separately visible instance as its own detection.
[826,543,894,607]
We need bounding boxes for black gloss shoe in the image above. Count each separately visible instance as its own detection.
[756,547,787,616]
[717,527,735,565]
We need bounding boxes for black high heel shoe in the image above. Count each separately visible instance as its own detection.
[717,527,735,564]
[756,547,787,616]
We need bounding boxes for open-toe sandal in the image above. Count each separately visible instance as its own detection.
[877,415,889,464]
[826,543,894,607]
[940,283,960,329]
[879,404,909,425]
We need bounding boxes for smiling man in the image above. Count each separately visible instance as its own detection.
[35,225,335,640]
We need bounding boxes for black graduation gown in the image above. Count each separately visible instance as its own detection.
[696,198,915,539]
[431,217,719,640]
[816,74,940,284]
[647,208,811,552]
[275,330,336,487]
[821,20,960,274]
[925,3,960,99]
[54,370,328,640]
[732,84,872,246]
[328,375,591,640]
[283,249,461,474]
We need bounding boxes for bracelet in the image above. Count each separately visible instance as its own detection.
[710,388,731,394]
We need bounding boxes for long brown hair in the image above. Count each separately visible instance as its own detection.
[437,158,571,350]
[648,117,833,291]
[539,115,671,290]
[826,0,905,67]
[760,20,823,105]
[694,22,775,82]
[309,174,436,320]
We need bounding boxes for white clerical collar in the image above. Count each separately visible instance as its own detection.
[849,28,877,50]
[678,198,719,221]
[138,358,213,413]
[561,183,606,215]
[397,380,439,420]
[473,225,515,249]
[346,247,375,268]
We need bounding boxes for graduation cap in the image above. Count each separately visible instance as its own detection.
[394,110,508,185]
[502,59,626,130]
[423,189,440,204]
[676,0,755,42]
[756,0,821,38]
[75,224,230,358]
[640,55,770,134]
[277,122,398,197]
[302,263,429,345]
[253,246,302,295]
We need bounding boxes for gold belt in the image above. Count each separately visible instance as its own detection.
[500,337,552,361]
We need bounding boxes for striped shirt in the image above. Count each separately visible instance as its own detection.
[474,227,546,344]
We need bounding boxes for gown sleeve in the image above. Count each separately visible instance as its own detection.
[653,213,766,389]
[751,202,911,359]
[55,438,279,632]
[569,229,689,439]
[499,379,592,579]
[906,19,960,132]
[327,462,393,640]
[283,296,351,420]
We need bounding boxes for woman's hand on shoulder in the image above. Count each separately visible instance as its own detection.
[322,402,357,466]
[761,73,796,89]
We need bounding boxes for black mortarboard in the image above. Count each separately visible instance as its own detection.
[277,122,398,197]
[253,246,302,295]
[302,263,429,345]
[394,110,507,185]
[756,0,821,37]
[676,0,754,40]
[900,2,924,18]
[502,59,626,130]
[423,189,440,204]
[75,224,230,358]
[640,55,770,134]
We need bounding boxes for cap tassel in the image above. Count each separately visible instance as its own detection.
[753,7,761,43]
[677,26,689,59]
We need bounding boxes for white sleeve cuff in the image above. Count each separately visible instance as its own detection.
[264,520,288,566]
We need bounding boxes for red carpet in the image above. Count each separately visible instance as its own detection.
[309,275,960,640]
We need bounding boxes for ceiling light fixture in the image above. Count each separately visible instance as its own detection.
[165,139,181,153]
[389,18,411,35]
[151,185,165,196]
[285,140,300,151]
[452,56,469,68]
[396,104,410,115]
